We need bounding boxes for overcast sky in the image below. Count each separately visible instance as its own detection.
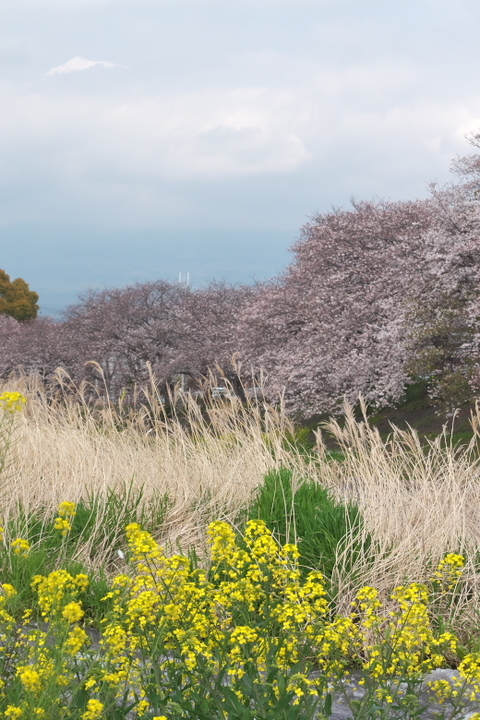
[1,0,480,315]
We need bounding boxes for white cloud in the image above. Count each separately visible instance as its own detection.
[0,83,310,182]
[1,60,479,207]
[45,56,125,76]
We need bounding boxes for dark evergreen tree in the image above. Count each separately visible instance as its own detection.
[0,269,39,321]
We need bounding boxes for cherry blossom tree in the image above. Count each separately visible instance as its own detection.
[403,151,480,411]
[58,279,252,398]
[0,315,64,379]
[238,198,434,416]
[236,139,480,418]
[2,140,479,418]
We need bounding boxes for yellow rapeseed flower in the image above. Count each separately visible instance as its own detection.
[434,553,465,589]
[53,502,76,536]
[0,391,26,413]
[428,678,454,703]
[58,501,76,519]
[17,666,42,693]
[286,673,318,705]
[459,653,480,682]
[1,583,16,599]
[136,700,149,714]
[64,626,89,655]
[32,569,89,620]
[62,601,85,624]
[81,699,104,720]
[54,517,72,537]
[87,517,470,714]
[11,538,30,557]
[74,573,90,591]
[125,522,163,563]
[4,707,23,719]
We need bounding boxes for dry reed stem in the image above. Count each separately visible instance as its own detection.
[316,398,480,626]
[3,374,480,633]
[0,374,311,554]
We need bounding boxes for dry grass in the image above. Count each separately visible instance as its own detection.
[315,398,480,630]
[0,372,311,553]
[3,373,480,635]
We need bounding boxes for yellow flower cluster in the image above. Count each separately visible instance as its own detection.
[95,518,327,707]
[286,672,318,705]
[0,508,473,717]
[81,698,104,719]
[11,538,30,557]
[17,666,42,693]
[434,552,465,588]
[357,582,458,680]
[92,519,468,713]
[431,654,480,705]
[0,566,93,716]
[1,583,16,600]
[0,583,16,641]
[62,601,85,624]
[0,391,26,413]
[4,706,23,719]
[53,501,77,537]
[31,569,89,621]
[63,625,89,656]
[458,653,480,701]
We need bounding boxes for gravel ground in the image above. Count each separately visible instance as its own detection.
[322,668,480,719]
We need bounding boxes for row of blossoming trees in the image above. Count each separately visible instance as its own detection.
[2,139,480,418]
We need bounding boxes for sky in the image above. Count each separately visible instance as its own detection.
[1,0,480,316]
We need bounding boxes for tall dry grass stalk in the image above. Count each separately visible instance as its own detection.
[0,372,311,553]
[315,398,480,629]
[3,372,480,633]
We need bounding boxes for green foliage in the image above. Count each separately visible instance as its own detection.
[405,294,477,413]
[0,485,170,623]
[0,268,39,321]
[283,426,315,455]
[243,468,372,588]
[398,377,431,410]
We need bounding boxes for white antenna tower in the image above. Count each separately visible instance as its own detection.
[178,272,190,287]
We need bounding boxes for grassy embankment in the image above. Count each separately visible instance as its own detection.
[1,375,480,718]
